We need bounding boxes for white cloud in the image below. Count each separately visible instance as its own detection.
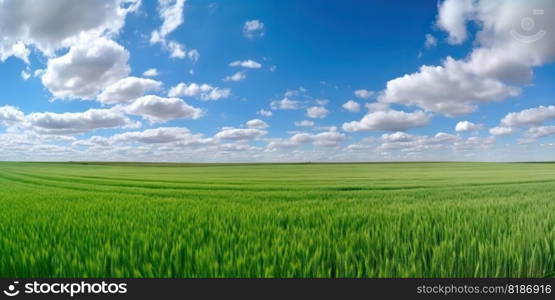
[215,127,266,141]
[0,106,25,126]
[500,105,555,127]
[168,82,231,101]
[41,37,130,100]
[425,34,438,48]
[380,0,555,117]
[243,20,265,39]
[315,99,329,106]
[453,136,496,151]
[257,109,272,117]
[365,102,390,112]
[150,0,199,62]
[246,119,269,129]
[270,98,299,110]
[72,136,111,147]
[21,70,31,81]
[358,132,463,155]
[111,127,209,144]
[229,60,262,69]
[142,68,159,77]
[342,109,430,132]
[284,87,307,97]
[354,89,374,99]
[455,121,482,132]
[187,49,200,62]
[167,40,186,59]
[489,126,515,136]
[150,0,186,44]
[126,95,203,123]
[311,128,346,147]
[375,132,470,154]
[98,77,162,105]
[33,69,45,77]
[25,107,139,135]
[295,120,314,127]
[267,127,345,150]
[379,57,520,116]
[223,71,247,82]
[306,106,329,119]
[381,132,414,143]
[526,126,555,139]
[436,0,475,45]
[488,105,555,139]
[1,42,30,64]
[342,100,360,113]
[0,0,139,61]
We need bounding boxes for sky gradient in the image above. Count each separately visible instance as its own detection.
[0,0,554,162]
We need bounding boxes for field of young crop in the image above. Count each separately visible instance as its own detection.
[0,162,554,278]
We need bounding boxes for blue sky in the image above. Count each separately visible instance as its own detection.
[0,0,554,162]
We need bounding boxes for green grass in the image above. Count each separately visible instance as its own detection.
[0,161,554,278]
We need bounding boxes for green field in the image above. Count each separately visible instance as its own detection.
[0,162,554,278]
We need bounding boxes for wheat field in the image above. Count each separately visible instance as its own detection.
[0,162,554,277]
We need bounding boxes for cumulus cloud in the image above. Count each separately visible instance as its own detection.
[342,100,360,113]
[257,109,272,117]
[0,106,25,126]
[311,128,346,147]
[223,71,247,82]
[346,132,495,159]
[98,77,163,105]
[73,127,213,148]
[0,0,139,61]
[229,60,262,69]
[270,98,300,110]
[246,119,269,129]
[295,120,314,127]
[379,57,521,116]
[342,109,430,132]
[306,106,329,119]
[215,127,267,141]
[1,42,30,63]
[243,20,265,39]
[72,136,111,147]
[500,105,555,127]
[455,121,482,132]
[267,127,345,150]
[489,126,516,136]
[41,37,130,100]
[354,89,374,99]
[168,82,231,101]
[380,0,555,117]
[526,126,555,139]
[25,107,139,135]
[487,105,555,139]
[126,95,203,123]
[377,132,461,153]
[436,0,475,45]
[111,127,209,144]
[142,68,159,77]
